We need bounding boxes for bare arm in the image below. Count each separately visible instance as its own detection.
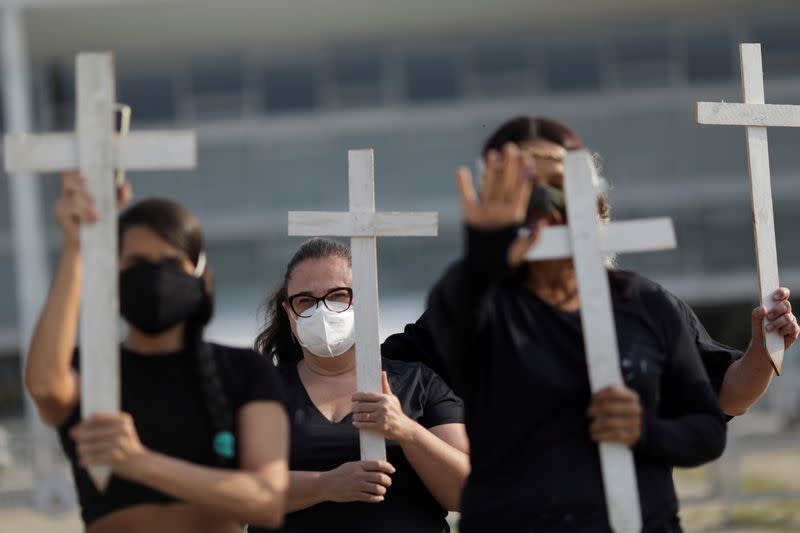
[286,471,328,512]
[399,422,470,511]
[719,291,798,416]
[24,173,98,426]
[74,402,289,529]
[25,245,81,427]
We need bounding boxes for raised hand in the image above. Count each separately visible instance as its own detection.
[458,143,543,268]
[55,172,133,249]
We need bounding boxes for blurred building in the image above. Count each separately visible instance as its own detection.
[1,0,800,412]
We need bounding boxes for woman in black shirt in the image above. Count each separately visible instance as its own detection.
[25,174,289,532]
[425,117,727,532]
[384,118,798,418]
[252,237,469,533]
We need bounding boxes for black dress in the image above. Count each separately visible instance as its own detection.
[422,225,727,533]
[256,358,464,533]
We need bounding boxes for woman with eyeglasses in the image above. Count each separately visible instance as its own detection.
[423,116,729,532]
[24,174,289,532]
[250,238,469,533]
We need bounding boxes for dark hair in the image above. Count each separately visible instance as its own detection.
[482,116,584,156]
[255,238,352,366]
[483,115,609,221]
[118,198,234,466]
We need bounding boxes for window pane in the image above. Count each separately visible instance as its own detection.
[118,74,176,122]
[546,41,601,92]
[752,19,800,78]
[332,49,382,85]
[687,31,735,83]
[190,54,245,94]
[471,38,530,76]
[263,64,316,112]
[405,53,458,102]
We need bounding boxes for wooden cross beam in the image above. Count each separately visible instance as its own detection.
[527,150,677,533]
[288,149,437,461]
[696,43,800,374]
[3,52,196,490]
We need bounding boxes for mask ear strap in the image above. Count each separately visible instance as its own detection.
[193,252,207,278]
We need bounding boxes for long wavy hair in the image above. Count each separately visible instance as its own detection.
[255,238,352,366]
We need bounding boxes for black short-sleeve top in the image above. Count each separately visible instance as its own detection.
[261,358,464,533]
[57,343,286,526]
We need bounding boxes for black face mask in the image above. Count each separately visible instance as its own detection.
[120,260,208,335]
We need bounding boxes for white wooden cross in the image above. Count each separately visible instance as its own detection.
[3,52,196,490]
[526,150,677,533]
[288,149,437,460]
[696,43,799,374]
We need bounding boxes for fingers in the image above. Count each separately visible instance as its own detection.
[381,372,392,395]
[457,166,478,220]
[351,393,383,403]
[499,144,521,200]
[360,460,396,474]
[359,480,388,496]
[590,416,639,433]
[587,400,642,419]
[766,313,795,333]
[351,398,381,410]
[767,298,791,320]
[751,306,768,343]
[363,472,392,488]
[117,180,134,208]
[482,150,503,201]
[773,288,791,302]
[357,492,385,503]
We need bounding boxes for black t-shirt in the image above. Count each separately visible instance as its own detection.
[257,358,463,533]
[424,226,728,533]
[57,343,286,526]
[383,294,742,396]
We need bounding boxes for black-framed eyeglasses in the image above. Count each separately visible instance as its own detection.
[287,287,353,318]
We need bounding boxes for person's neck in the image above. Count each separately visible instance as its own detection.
[124,324,186,354]
[525,259,580,311]
[300,349,357,377]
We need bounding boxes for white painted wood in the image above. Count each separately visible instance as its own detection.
[526,218,676,261]
[696,103,800,128]
[76,52,117,492]
[4,130,196,172]
[2,51,198,491]
[347,149,385,462]
[563,150,642,533]
[287,148,438,461]
[288,211,437,237]
[695,43,789,373]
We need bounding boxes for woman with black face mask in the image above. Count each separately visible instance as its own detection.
[24,173,289,533]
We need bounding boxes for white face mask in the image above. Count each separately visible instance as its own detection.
[293,301,355,358]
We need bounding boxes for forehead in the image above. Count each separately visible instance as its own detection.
[120,225,187,260]
[521,138,567,157]
[287,256,351,295]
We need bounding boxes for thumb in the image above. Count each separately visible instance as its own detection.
[751,305,767,345]
[381,371,392,395]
